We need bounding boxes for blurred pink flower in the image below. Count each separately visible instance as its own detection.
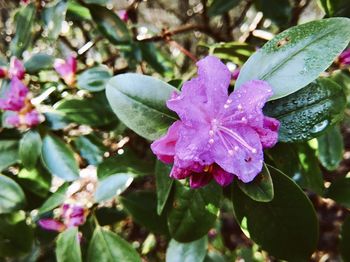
[9,57,25,80]
[118,10,129,22]
[5,109,42,128]
[0,77,28,111]
[54,55,77,86]
[338,48,350,67]
[0,67,7,78]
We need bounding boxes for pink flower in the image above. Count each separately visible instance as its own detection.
[338,48,350,67]
[5,109,42,128]
[38,203,87,233]
[9,57,25,80]
[232,68,240,80]
[54,55,77,86]
[0,77,28,111]
[118,10,129,22]
[0,67,7,78]
[151,56,279,188]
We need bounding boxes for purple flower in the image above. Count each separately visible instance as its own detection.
[9,57,25,80]
[5,109,42,128]
[118,10,129,22]
[151,56,279,188]
[338,48,350,67]
[54,55,77,86]
[0,77,28,111]
[38,219,66,232]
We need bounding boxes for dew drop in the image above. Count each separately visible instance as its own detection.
[311,119,329,134]
[228,150,234,156]
[209,138,214,144]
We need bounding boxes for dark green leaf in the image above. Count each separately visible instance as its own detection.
[325,177,350,208]
[232,165,318,260]
[73,135,105,165]
[41,134,79,181]
[120,191,169,235]
[208,0,240,17]
[0,174,26,214]
[42,1,68,40]
[77,66,111,92]
[0,140,19,171]
[87,227,141,262]
[0,212,34,257]
[254,0,292,26]
[10,3,36,57]
[340,216,350,261]
[106,73,178,140]
[168,182,222,242]
[24,53,54,74]
[209,42,255,65]
[237,163,274,202]
[55,93,118,127]
[19,130,42,170]
[155,161,174,215]
[264,78,346,142]
[317,125,344,171]
[318,0,350,17]
[56,227,82,262]
[95,173,134,202]
[18,165,51,198]
[236,18,350,100]
[89,4,130,44]
[166,236,208,262]
[44,110,71,130]
[38,183,68,215]
[83,0,108,4]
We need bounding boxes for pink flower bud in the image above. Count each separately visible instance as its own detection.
[0,67,7,78]
[54,55,77,86]
[24,109,41,127]
[118,10,129,22]
[338,48,350,67]
[38,219,66,232]
[0,77,28,111]
[9,57,25,80]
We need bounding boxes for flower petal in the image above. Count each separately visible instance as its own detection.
[0,77,28,111]
[212,165,233,186]
[256,116,280,148]
[151,121,181,164]
[9,57,25,80]
[189,172,212,188]
[170,166,192,179]
[38,219,65,232]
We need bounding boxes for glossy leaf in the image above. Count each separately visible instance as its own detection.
[24,53,54,74]
[0,174,26,214]
[56,228,82,262]
[264,78,346,142]
[236,18,350,100]
[208,0,240,17]
[317,125,344,171]
[77,66,111,92]
[73,135,105,165]
[325,177,350,208]
[55,93,118,127]
[95,173,134,202]
[87,227,141,262]
[10,3,36,57]
[168,182,222,242]
[41,135,79,181]
[19,130,42,170]
[42,0,68,40]
[232,165,318,260]
[155,161,174,215]
[67,1,92,20]
[120,191,169,235]
[89,4,130,45]
[237,163,274,202]
[106,73,178,140]
[38,183,68,215]
[166,236,208,262]
[340,216,350,261]
[0,140,19,171]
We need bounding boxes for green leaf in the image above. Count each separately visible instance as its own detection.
[208,0,240,17]
[41,134,79,181]
[87,227,141,262]
[236,18,350,100]
[56,227,82,262]
[18,165,51,198]
[89,4,130,45]
[254,0,292,26]
[19,130,42,170]
[42,0,68,40]
[317,125,344,171]
[77,66,111,92]
[106,73,178,140]
[209,42,255,65]
[325,177,350,208]
[155,161,174,215]
[264,78,346,142]
[73,135,105,165]
[340,216,350,261]
[83,0,108,4]
[318,0,350,17]
[0,174,26,214]
[0,212,34,257]
[55,92,118,127]
[0,140,19,171]
[168,182,222,242]
[237,163,274,202]
[67,1,92,20]
[38,183,68,215]
[24,53,54,74]
[166,236,208,262]
[10,3,36,57]
[120,191,169,235]
[232,165,318,261]
[95,173,134,202]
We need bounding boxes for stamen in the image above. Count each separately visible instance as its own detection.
[217,131,234,156]
[218,126,257,153]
